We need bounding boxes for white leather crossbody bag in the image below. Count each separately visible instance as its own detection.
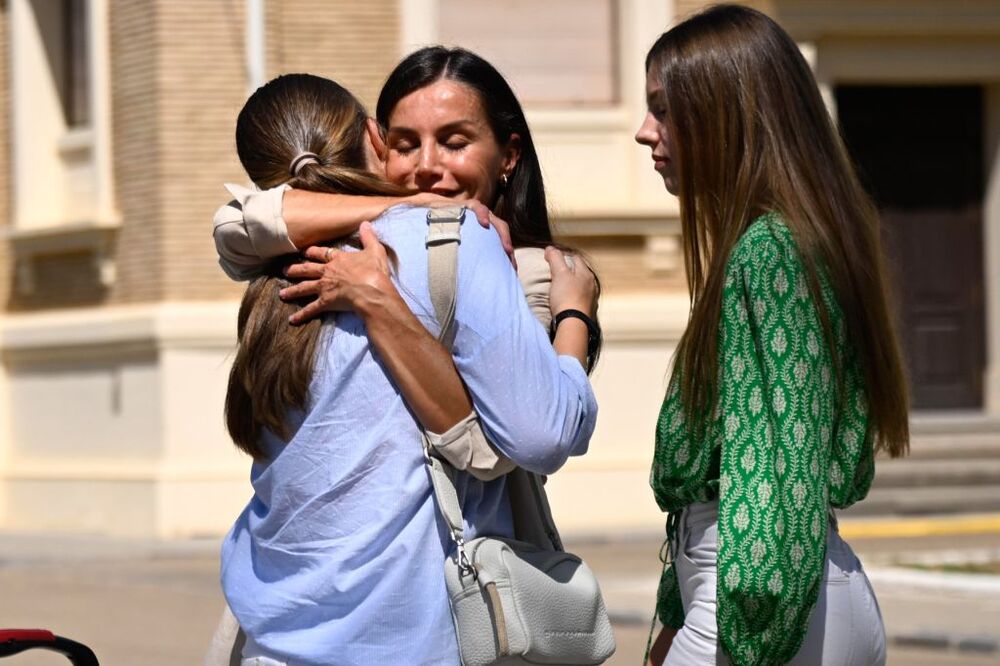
[424,207,615,665]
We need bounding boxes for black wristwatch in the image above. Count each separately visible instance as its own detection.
[549,309,602,372]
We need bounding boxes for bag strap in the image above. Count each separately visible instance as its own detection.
[425,206,465,349]
[424,445,477,575]
[422,206,478,572]
[422,206,563,562]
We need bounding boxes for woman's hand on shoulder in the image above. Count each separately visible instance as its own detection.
[545,246,598,317]
[462,200,514,265]
[279,221,397,324]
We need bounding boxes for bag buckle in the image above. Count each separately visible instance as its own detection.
[425,207,466,246]
[454,535,477,580]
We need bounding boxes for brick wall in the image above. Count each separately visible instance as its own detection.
[1,1,401,311]
[154,0,248,303]
[271,0,400,114]
[107,0,166,304]
[153,0,400,302]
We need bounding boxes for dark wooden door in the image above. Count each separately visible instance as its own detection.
[835,86,985,409]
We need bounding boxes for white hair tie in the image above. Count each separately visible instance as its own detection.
[289,152,320,176]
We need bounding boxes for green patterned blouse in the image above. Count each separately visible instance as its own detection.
[651,213,875,666]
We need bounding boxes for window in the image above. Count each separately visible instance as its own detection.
[63,0,91,127]
[8,0,115,291]
[400,0,674,216]
[437,0,618,106]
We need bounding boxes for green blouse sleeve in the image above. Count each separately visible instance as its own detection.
[714,227,835,665]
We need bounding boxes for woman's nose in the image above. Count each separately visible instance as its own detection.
[635,114,657,146]
[415,144,441,175]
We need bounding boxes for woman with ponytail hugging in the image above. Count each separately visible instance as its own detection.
[221,73,599,664]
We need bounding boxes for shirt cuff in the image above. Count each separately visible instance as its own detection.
[556,353,599,455]
[229,183,299,258]
[426,411,517,481]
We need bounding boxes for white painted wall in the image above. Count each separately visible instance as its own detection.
[0,296,688,538]
[0,304,250,537]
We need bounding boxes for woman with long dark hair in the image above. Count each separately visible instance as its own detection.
[636,6,908,664]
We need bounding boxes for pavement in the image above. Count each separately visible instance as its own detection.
[1,515,1000,665]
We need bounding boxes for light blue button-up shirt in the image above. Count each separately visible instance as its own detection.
[221,206,597,665]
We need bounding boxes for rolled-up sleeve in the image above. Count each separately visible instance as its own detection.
[213,184,298,281]
[512,247,553,328]
[448,222,597,475]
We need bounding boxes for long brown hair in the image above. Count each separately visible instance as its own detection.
[647,5,909,457]
[226,74,405,459]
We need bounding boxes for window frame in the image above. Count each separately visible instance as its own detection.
[7,0,117,292]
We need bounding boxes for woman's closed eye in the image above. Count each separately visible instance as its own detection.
[649,104,668,121]
[389,137,417,154]
[441,135,470,152]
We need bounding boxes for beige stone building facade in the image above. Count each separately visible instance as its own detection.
[1,0,999,539]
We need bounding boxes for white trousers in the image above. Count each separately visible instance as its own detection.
[664,500,886,665]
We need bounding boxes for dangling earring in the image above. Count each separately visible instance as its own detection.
[500,172,509,189]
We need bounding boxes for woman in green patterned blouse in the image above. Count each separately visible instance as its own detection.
[635,5,910,665]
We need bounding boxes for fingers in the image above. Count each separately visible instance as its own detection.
[359,221,389,259]
[544,246,569,276]
[468,201,514,265]
[278,279,320,301]
[288,298,325,325]
[357,221,393,277]
[283,262,324,280]
[358,221,377,247]
[302,245,336,263]
[452,200,515,264]
[490,214,514,261]
[467,200,490,227]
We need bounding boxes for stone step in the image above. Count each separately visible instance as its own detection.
[904,437,1000,460]
[841,485,1000,517]
[873,458,1000,488]
[906,413,1000,460]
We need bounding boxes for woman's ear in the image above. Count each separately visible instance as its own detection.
[502,133,522,177]
[365,117,388,165]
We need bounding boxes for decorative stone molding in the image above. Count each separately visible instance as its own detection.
[4,220,120,294]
